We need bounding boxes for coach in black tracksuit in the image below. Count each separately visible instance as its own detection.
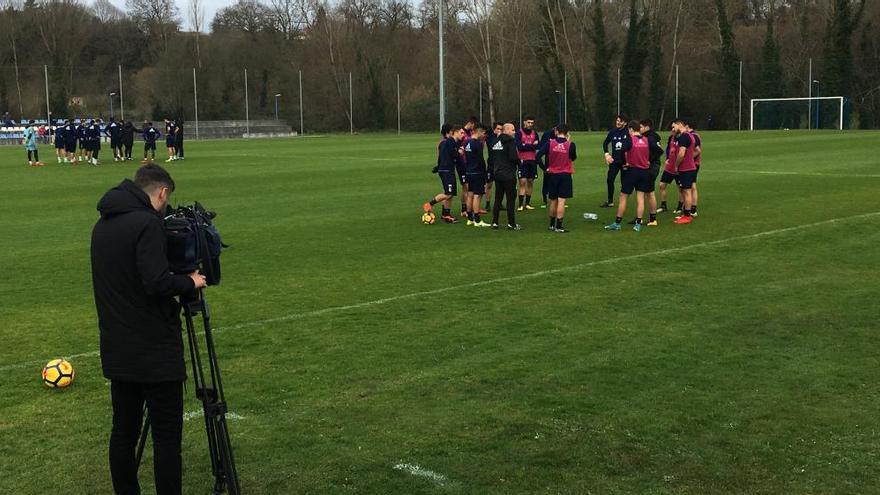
[91,164,206,495]
[121,120,136,160]
[490,123,521,229]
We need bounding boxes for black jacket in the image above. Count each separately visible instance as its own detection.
[121,122,135,143]
[488,134,519,181]
[91,179,195,382]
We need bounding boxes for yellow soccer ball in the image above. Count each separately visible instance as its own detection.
[42,359,75,388]
[421,212,436,225]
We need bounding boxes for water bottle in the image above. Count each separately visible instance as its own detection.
[583,213,599,221]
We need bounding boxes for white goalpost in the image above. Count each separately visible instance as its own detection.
[750,96,845,130]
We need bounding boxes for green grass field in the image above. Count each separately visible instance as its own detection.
[1,131,879,494]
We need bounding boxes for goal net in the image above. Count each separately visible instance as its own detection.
[750,97,845,130]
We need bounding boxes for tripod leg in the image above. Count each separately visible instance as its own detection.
[135,407,151,469]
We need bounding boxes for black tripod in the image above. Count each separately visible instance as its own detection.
[136,289,242,494]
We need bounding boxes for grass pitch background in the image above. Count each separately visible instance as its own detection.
[0,131,878,494]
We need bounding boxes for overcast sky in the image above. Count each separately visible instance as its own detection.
[107,0,232,31]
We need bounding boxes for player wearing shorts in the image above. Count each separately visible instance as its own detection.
[105,118,122,162]
[670,119,697,224]
[77,120,90,162]
[538,124,556,208]
[601,115,630,207]
[484,122,503,213]
[53,124,65,163]
[536,124,577,233]
[657,122,679,213]
[639,119,664,226]
[605,121,652,232]
[141,121,161,164]
[516,116,540,211]
[456,117,477,217]
[686,121,702,216]
[423,124,463,224]
[89,119,102,165]
[62,120,77,163]
[164,119,178,162]
[464,124,491,227]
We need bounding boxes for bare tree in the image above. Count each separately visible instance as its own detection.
[0,0,25,118]
[93,0,124,23]
[187,0,205,67]
[126,0,180,55]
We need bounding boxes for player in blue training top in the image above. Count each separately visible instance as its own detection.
[601,114,630,207]
[423,124,464,224]
[464,123,491,227]
[62,119,77,164]
[104,117,122,162]
[76,120,90,162]
[164,118,178,162]
[53,123,65,163]
[88,119,102,166]
[141,120,161,164]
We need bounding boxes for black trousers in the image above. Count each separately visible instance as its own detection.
[606,164,622,203]
[492,179,517,226]
[123,140,133,158]
[175,140,184,158]
[110,380,184,495]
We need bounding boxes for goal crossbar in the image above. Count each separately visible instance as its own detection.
[750,96,844,130]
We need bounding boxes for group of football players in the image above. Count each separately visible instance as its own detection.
[423,114,702,232]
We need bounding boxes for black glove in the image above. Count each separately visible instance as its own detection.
[431,166,439,174]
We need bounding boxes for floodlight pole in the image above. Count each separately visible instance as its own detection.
[109,93,115,119]
[43,65,50,127]
[518,73,522,124]
[808,58,812,129]
[298,70,304,135]
[274,93,281,121]
[616,66,620,115]
[478,76,482,123]
[118,65,124,121]
[675,64,679,118]
[563,72,568,124]
[349,71,353,135]
[244,68,250,137]
[738,60,743,130]
[397,73,401,134]
[193,68,199,140]
[438,0,445,128]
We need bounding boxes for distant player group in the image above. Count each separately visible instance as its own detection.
[23,117,185,167]
[422,114,703,232]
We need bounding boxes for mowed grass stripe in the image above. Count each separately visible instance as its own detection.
[2,208,877,373]
[1,131,879,494]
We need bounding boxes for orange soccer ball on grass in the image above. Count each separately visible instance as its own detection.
[42,359,75,388]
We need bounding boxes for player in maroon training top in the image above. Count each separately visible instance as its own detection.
[535,123,577,233]
[605,121,652,232]
[670,119,697,224]
[685,119,702,216]
[657,121,679,213]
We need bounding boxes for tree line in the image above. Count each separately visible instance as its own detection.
[0,0,876,131]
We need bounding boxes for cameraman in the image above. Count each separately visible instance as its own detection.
[91,164,206,495]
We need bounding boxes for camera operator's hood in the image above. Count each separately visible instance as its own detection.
[97,179,158,220]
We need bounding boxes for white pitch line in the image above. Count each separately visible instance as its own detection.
[183,408,246,421]
[393,462,449,486]
[713,169,880,178]
[3,211,878,373]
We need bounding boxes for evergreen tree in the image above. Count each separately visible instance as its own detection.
[619,0,647,118]
[590,0,614,127]
[821,0,865,100]
[645,12,665,124]
[759,8,783,99]
[714,0,740,125]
